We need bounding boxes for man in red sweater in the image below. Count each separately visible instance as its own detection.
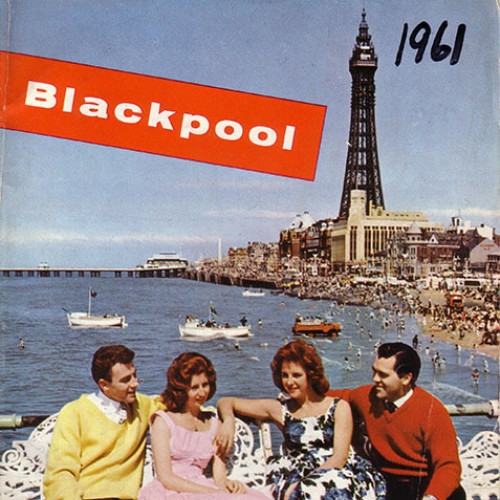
[329,342,464,500]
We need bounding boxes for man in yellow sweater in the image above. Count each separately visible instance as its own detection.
[43,345,164,500]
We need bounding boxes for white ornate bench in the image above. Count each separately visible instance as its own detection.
[457,430,499,500]
[0,413,272,500]
[0,412,498,500]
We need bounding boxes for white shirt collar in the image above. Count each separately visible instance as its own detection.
[87,391,128,424]
[393,388,414,409]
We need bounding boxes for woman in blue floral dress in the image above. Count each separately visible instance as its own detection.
[217,339,386,500]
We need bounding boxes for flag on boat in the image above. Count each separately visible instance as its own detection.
[210,303,217,316]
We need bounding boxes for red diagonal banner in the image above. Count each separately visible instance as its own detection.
[0,51,326,180]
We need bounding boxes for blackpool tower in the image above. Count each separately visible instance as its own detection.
[339,10,384,219]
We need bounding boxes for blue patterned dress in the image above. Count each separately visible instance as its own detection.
[265,398,386,500]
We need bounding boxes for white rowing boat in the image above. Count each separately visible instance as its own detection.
[67,288,127,328]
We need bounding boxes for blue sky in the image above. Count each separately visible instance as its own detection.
[0,0,498,267]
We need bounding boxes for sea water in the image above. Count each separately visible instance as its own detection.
[0,277,498,453]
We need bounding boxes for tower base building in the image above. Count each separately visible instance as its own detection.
[280,191,445,274]
[329,190,444,271]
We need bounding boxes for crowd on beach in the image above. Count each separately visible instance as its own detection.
[300,276,499,356]
[409,290,499,347]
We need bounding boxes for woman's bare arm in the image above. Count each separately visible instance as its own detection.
[215,396,282,455]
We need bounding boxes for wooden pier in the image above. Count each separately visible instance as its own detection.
[0,267,185,278]
[0,267,278,288]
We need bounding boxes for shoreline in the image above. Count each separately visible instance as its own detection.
[292,280,499,360]
[417,315,499,360]
[185,267,499,359]
[411,289,499,360]
[416,314,500,360]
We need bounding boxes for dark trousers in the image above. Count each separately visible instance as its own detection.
[384,474,466,500]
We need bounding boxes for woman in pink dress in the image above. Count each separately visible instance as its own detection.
[138,352,269,499]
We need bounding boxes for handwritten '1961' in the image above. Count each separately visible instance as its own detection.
[395,21,466,66]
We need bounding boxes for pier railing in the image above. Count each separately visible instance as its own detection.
[445,399,499,418]
[2,400,497,431]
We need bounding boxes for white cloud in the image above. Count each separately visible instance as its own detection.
[426,207,500,219]
[204,208,295,219]
[1,230,218,245]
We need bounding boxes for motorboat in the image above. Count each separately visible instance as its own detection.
[67,288,127,328]
[179,319,252,341]
[179,305,252,341]
[242,288,265,297]
[292,315,341,338]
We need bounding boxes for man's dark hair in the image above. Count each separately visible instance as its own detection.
[91,345,135,384]
[377,342,421,387]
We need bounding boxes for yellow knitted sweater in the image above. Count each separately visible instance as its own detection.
[43,393,163,500]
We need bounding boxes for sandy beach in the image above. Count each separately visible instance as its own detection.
[411,289,499,360]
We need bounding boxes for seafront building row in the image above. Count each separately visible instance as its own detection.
[278,209,499,279]
[188,224,498,294]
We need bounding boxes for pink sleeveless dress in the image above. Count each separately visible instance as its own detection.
[138,410,269,499]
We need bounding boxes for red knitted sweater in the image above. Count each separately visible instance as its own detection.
[328,385,461,500]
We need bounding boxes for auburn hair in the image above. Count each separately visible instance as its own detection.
[161,352,217,411]
[271,339,329,395]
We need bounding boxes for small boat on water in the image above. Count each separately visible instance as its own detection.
[242,288,265,297]
[67,288,127,328]
[179,304,252,341]
[292,315,341,338]
[179,319,252,341]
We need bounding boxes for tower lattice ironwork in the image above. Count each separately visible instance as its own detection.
[339,10,384,218]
